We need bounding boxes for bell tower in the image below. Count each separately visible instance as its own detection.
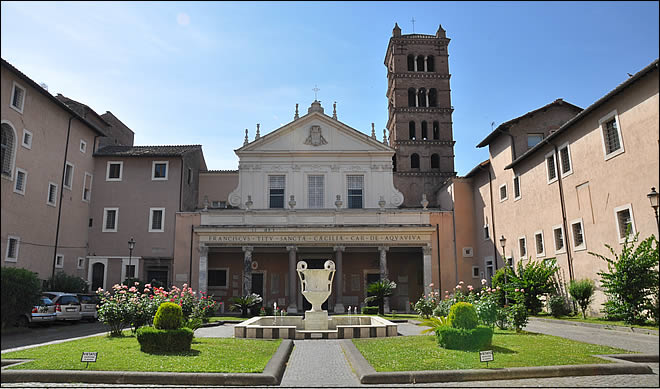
[385,23,456,207]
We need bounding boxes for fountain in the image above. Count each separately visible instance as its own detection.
[234,260,397,339]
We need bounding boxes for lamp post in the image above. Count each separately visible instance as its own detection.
[648,187,659,236]
[128,237,136,280]
[499,235,508,306]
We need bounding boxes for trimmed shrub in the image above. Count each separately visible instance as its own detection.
[436,325,494,351]
[549,294,571,318]
[136,326,194,353]
[508,303,528,332]
[361,306,379,314]
[47,271,89,293]
[569,279,596,319]
[153,302,183,330]
[447,302,478,329]
[475,292,499,328]
[1,267,41,329]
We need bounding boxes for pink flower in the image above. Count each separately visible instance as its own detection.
[145,284,152,288]
[129,287,137,293]
[459,281,464,285]
[496,286,501,290]
[444,291,449,294]
[429,283,434,287]
[521,288,525,293]
[467,285,474,291]
[119,290,126,294]
[455,284,462,289]
[515,288,519,292]
[481,279,487,285]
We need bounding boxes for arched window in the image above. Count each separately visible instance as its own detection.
[418,88,427,108]
[431,154,440,169]
[411,153,420,169]
[433,121,440,140]
[409,121,416,140]
[416,55,425,72]
[1,122,17,177]
[392,155,397,172]
[421,121,428,140]
[408,88,416,107]
[429,88,437,107]
[407,55,415,71]
[427,55,435,72]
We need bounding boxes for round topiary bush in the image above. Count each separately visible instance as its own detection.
[136,326,194,353]
[436,325,494,351]
[153,302,183,330]
[448,302,478,329]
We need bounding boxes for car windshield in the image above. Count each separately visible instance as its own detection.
[79,295,99,304]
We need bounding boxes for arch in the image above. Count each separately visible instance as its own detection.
[408,88,416,107]
[411,153,420,169]
[1,121,17,178]
[407,55,415,71]
[433,121,440,140]
[421,121,428,140]
[408,121,416,140]
[91,262,105,291]
[429,88,437,107]
[431,154,440,169]
[427,55,435,72]
[416,55,425,72]
[417,88,427,108]
[392,155,397,172]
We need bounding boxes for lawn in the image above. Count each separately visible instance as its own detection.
[207,316,249,323]
[353,330,629,372]
[2,334,280,373]
[534,314,659,330]
[333,313,420,320]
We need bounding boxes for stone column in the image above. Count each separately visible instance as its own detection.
[378,246,390,313]
[198,244,208,294]
[242,246,253,297]
[424,56,428,72]
[287,246,298,313]
[334,246,345,313]
[413,56,418,72]
[423,245,433,295]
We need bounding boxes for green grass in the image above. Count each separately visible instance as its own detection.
[353,330,629,372]
[2,334,280,373]
[534,314,659,330]
[333,313,420,320]
[207,316,249,323]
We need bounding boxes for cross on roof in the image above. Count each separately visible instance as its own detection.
[411,17,416,33]
[312,85,320,101]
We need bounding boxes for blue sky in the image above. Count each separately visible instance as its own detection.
[1,1,658,174]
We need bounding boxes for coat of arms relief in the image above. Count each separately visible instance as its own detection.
[304,125,328,146]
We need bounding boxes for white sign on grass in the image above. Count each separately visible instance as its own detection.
[480,350,494,362]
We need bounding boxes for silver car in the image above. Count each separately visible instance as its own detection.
[43,292,82,323]
[16,296,57,327]
[77,294,99,322]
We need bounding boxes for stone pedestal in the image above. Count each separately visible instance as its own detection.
[304,310,328,330]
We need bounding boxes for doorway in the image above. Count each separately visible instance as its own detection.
[91,263,105,291]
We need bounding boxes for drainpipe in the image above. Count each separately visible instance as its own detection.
[435,223,441,292]
[548,141,575,282]
[51,116,74,288]
[189,224,194,285]
[478,164,498,272]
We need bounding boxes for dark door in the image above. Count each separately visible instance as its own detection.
[91,263,104,291]
[302,259,330,311]
[251,273,264,314]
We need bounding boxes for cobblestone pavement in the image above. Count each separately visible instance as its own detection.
[524,318,659,353]
[280,339,360,387]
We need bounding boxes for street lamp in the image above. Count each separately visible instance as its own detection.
[647,187,659,236]
[128,237,136,280]
[499,235,508,305]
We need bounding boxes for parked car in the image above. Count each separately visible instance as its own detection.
[15,296,57,327]
[43,292,82,323]
[77,293,99,322]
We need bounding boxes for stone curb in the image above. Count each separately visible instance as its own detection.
[1,339,294,386]
[340,340,654,384]
[529,317,659,336]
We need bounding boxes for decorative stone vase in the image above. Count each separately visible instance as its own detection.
[297,260,335,312]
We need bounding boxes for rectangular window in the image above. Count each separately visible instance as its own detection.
[152,161,168,180]
[472,266,480,278]
[77,257,85,269]
[518,237,527,259]
[103,208,118,232]
[125,265,135,279]
[5,236,19,262]
[269,175,285,208]
[22,129,32,149]
[614,204,636,242]
[80,140,87,153]
[106,161,123,181]
[55,254,64,269]
[546,152,557,183]
[14,168,26,195]
[211,200,226,208]
[82,172,93,202]
[187,168,193,185]
[149,208,165,232]
[484,224,490,240]
[64,162,74,190]
[553,226,565,253]
[571,220,586,251]
[599,111,625,159]
[347,175,364,209]
[499,183,508,202]
[559,143,572,176]
[513,176,521,200]
[208,269,228,288]
[308,175,324,208]
[535,231,545,257]
[527,133,543,149]
[47,182,58,206]
[10,82,26,113]
[89,218,93,227]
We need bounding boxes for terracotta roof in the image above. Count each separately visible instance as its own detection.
[506,58,659,170]
[476,99,582,148]
[463,160,490,178]
[94,145,202,157]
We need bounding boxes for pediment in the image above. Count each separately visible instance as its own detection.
[237,112,392,154]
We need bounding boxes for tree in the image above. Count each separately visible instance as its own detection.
[229,293,262,317]
[493,258,559,314]
[568,279,596,319]
[1,267,41,329]
[364,279,396,315]
[591,233,659,325]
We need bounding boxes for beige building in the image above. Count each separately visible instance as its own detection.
[461,59,659,313]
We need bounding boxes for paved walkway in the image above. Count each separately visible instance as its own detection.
[280,340,360,387]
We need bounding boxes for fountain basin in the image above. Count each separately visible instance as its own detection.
[234,315,398,339]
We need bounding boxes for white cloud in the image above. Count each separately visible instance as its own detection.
[177,12,190,26]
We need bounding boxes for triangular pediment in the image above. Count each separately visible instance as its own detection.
[237,112,392,154]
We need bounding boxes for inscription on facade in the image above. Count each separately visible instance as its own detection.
[199,233,426,245]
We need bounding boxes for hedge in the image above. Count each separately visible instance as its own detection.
[136,327,194,353]
[361,306,379,314]
[436,325,493,351]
